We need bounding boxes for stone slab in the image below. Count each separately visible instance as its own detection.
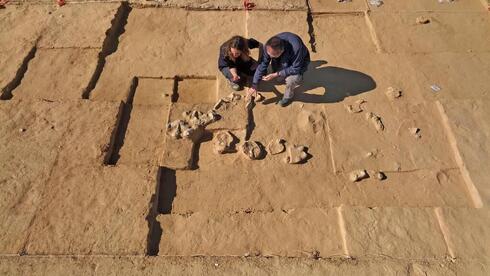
[157,208,343,257]
[342,207,448,258]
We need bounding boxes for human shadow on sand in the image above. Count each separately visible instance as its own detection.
[258,60,376,105]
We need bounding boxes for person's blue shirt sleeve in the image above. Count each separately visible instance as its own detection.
[278,45,308,77]
[252,46,270,88]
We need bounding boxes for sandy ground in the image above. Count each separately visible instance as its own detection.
[0,0,489,274]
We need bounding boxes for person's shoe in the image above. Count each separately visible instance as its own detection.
[278,98,292,107]
[229,82,242,91]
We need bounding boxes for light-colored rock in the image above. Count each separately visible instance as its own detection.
[267,139,286,155]
[285,145,309,164]
[409,127,422,139]
[349,170,368,182]
[416,16,431,24]
[254,93,265,102]
[386,87,402,100]
[374,171,386,180]
[345,99,366,113]
[365,112,385,132]
[241,141,264,160]
[213,131,236,154]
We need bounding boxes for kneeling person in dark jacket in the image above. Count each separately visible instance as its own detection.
[249,32,310,107]
[218,36,260,91]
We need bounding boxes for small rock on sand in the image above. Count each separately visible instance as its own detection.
[241,141,264,160]
[416,16,431,24]
[375,171,386,180]
[345,99,366,113]
[385,87,402,100]
[213,131,236,154]
[268,139,286,155]
[349,170,369,182]
[284,145,309,164]
[409,127,421,139]
[365,112,385,132]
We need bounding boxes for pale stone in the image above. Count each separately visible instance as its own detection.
[349,170,368,182]
[285,145,309,164]
[241,141,264,160]
[386,87,402,100]
[213,131,236,154]
[365,112,385,132]
[268,139,286,155]
[374,171,386,180]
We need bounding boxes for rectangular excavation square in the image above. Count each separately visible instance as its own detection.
[0,5,51,98]
[437,99,490,207]
[437,207,490,259]
[312,14,377,57]
[133,78,174,106]
[0,99,72,253]
[155,0,307,10]
[118,105,170,166]
[368,0,486,12]
[54,100,122,167]
[25,164,157,255]
[327,100,458,172]
[166,104,345,213]
[342,207,448,259]
[247,11,309,47]
[37,2,122,48]
[338,168,471,207]
[157,208,343,257]
[407,52,490,101]
[369,12,490,53]
[309,0,368,13]
[92,9,245,101]
[12,48,100,101]
[176,78,217,104]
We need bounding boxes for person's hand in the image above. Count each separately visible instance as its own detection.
[247,87,257,98]
[262,72,278,81]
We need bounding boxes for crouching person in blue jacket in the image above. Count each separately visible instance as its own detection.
[248,32,310,107]
[218,36,261,91]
